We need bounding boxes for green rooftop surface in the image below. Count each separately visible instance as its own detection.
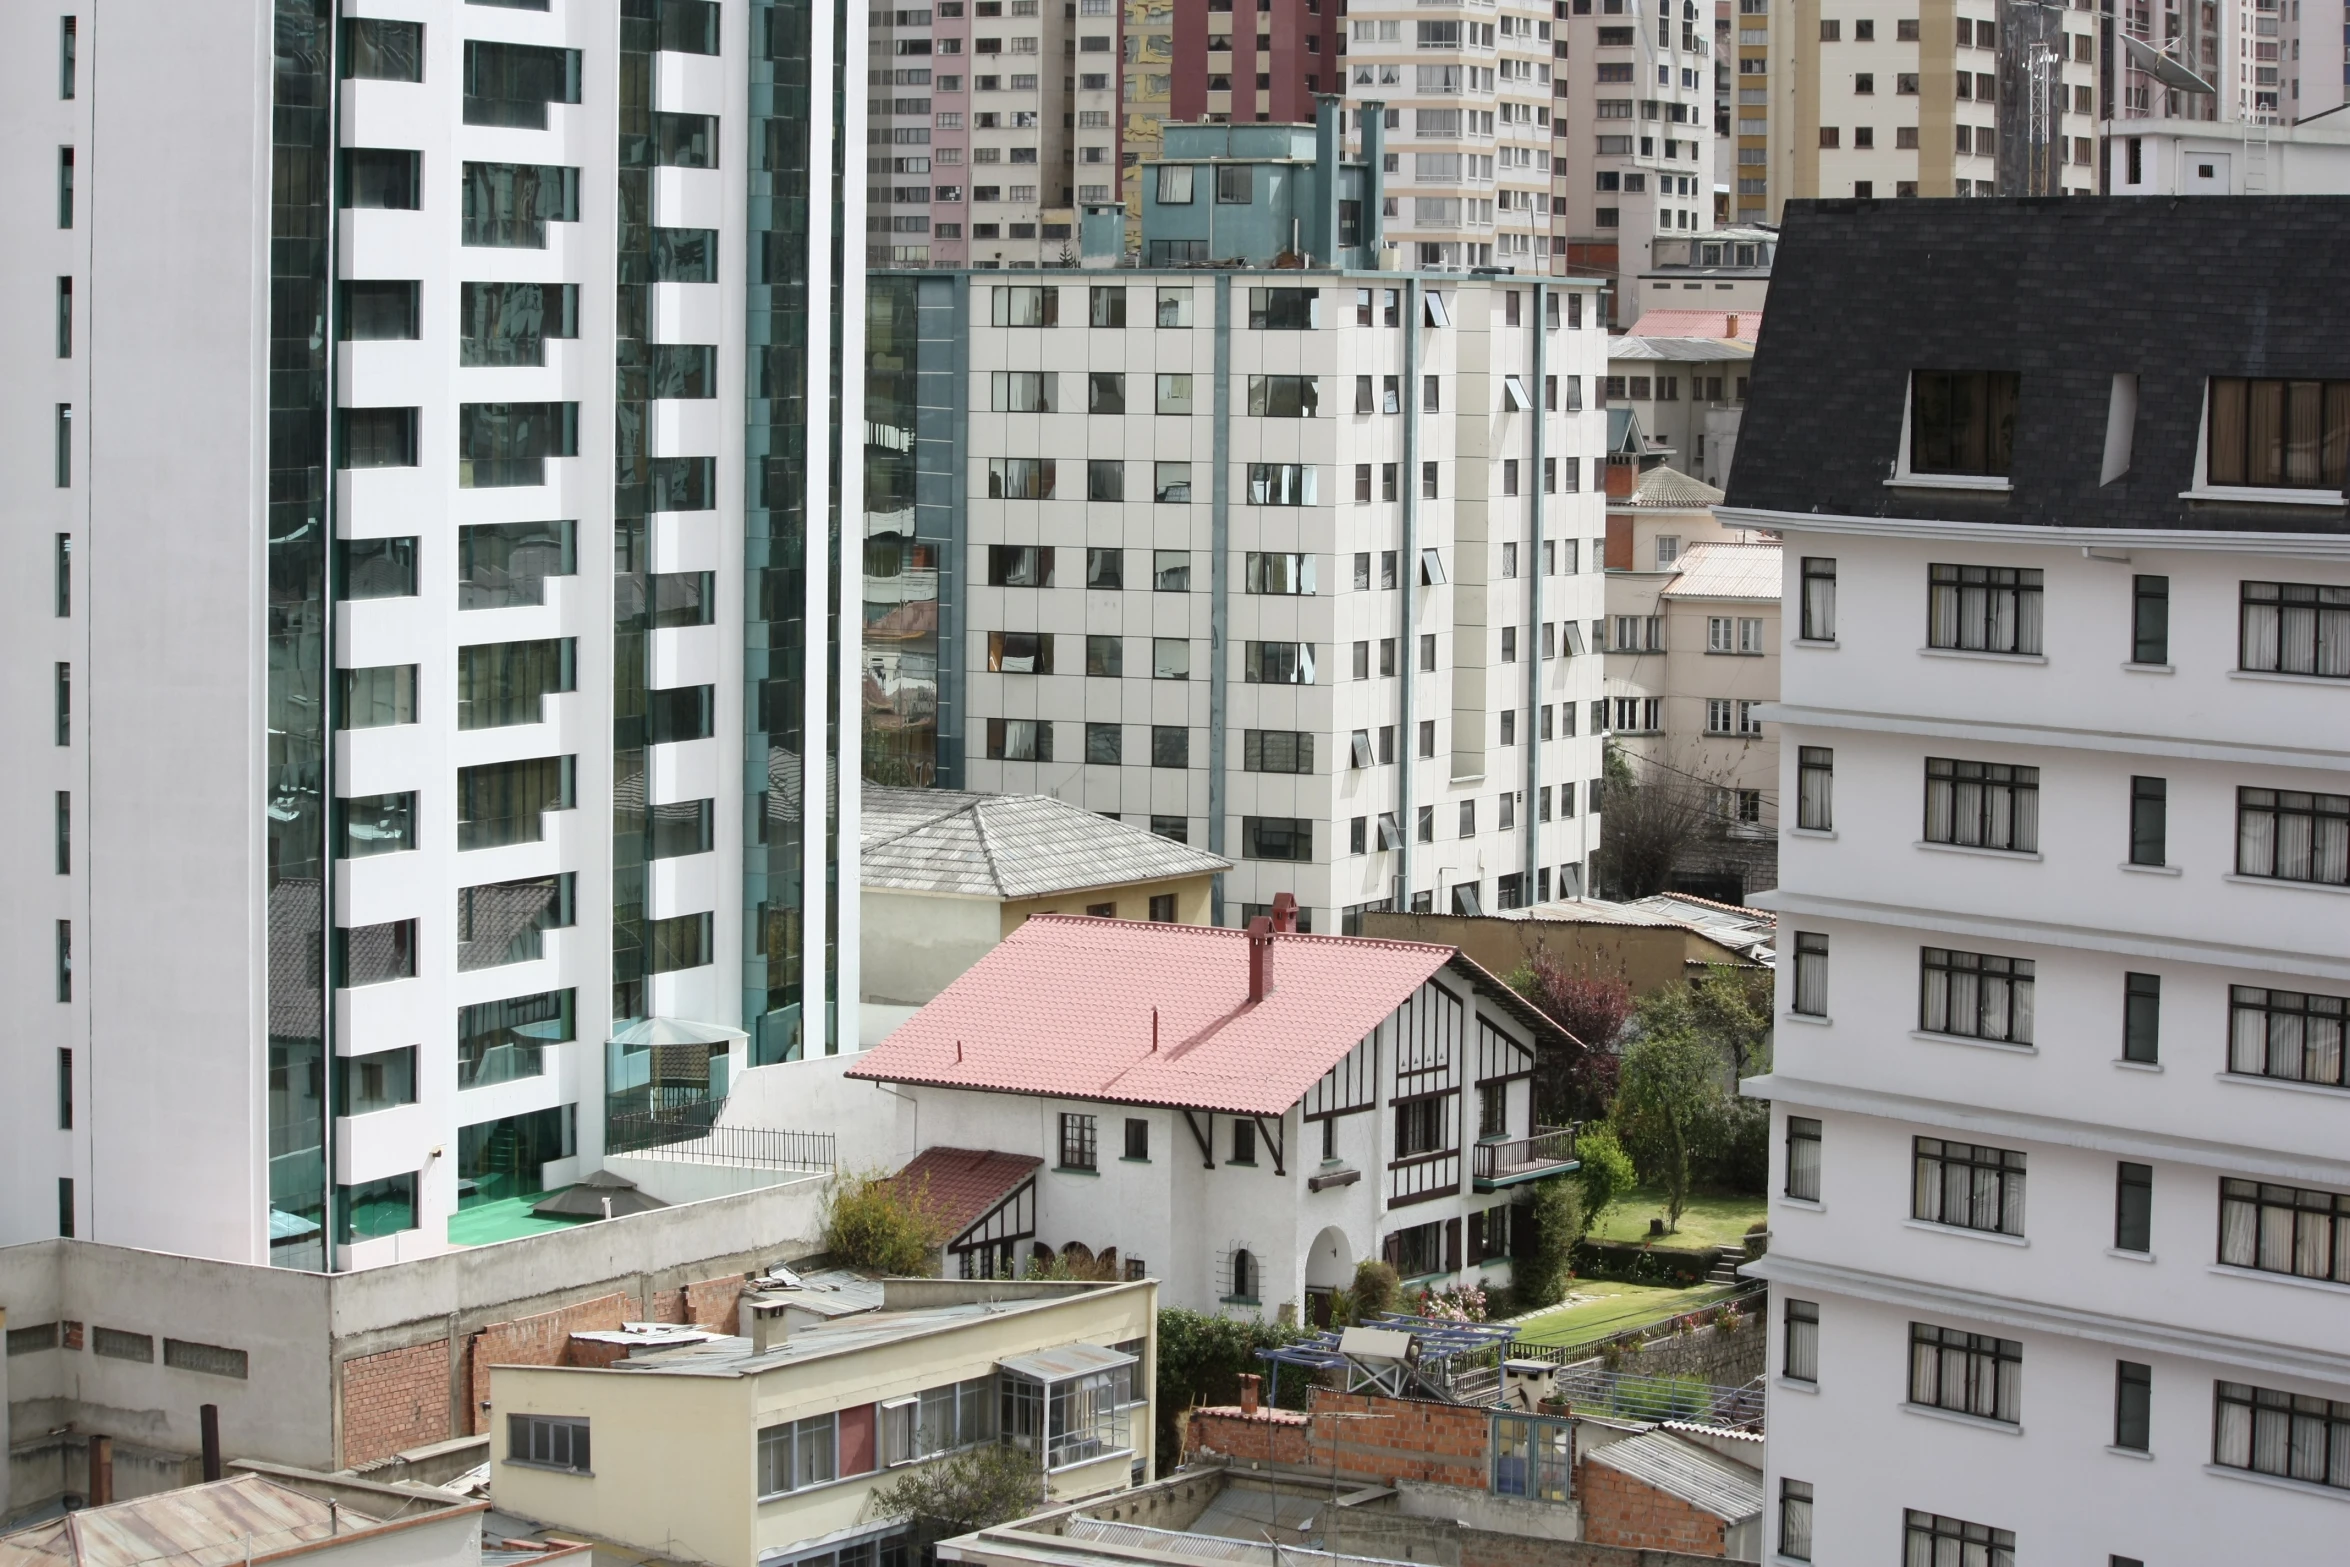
[1510,1280,1740,1350]
[447,1190,594,1248]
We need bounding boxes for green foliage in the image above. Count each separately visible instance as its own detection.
[871,1441,1047,1546]
[1154,1307,1306,1471]
[821,1169,945,1275]
[1612,1024,1728,1231]
[1637,964,1776,1078]
[1351,1259,1400,1318]
[1509,958,1633,1122]
[1511,1176,1585,1309]
[1575,1125,1638,1236]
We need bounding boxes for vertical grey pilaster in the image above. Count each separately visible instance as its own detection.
[1394,276,1420,911]
[1209,275,1233,923]
[1522,284,1545,898]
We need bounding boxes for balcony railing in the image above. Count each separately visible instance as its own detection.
[1473,1125,1579,1188]
[606,1113,836,1170]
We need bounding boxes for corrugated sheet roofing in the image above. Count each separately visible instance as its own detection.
[1609,336,1757,365]
[0,1476,390,1566]
[1661,542,1782,601]
[862,787,1230,900]
[1620,465,1725,510]
[1582,1431,1763,1522]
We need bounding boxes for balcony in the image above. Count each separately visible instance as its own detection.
[1472,1125,1580,1190]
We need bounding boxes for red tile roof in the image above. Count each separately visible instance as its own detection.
[887,1147,1042,1237]
[848,915,1563,1116]
[1622,308,1764,343]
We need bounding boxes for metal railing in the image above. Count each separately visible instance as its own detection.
[1472,1124,1579,1183]
[605,1115,836,1170]
[1548,1367,1765,1431]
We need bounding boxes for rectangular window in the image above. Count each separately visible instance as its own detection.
[2114,774,2166,869]
[988,633,1054,674]
[457,873,576,970]
[456,639,576,730]
[1913,1136,2026,1235]
[1243,553,1314,595]
[458,520,573,608]
[987,457,1057,499]
[757,1413,840,1495]
[1783,1301,1819,1384]
[56,277,71,357]
[1247,288,1319,330]
[984,718,1054,760]
[1923,757,2039,853]
[986,545,1056,587]
[1125,1118,1150,1159]
[2122,973,2161,1065]
[989,370,1058,412]
[2206,378,2350,491]
[2132,574,2170,664]
[2228,984,2347,1087]
[648,912,713,974]
[1903,1514,2014,1567]
[460,161,580,246]
[1151,726,1188,768]
[54,663,70,746]
[343,17,424,80]
[457,988,571,1088]
[340,148,421,209]
[2240,580,2350,678]
[58,147,73,229]
[335,1171,420,1244]
[457,401,577,486]
[1797,746,1833,831]
[1083,722,1121,765]
[1085,372,1127,415]
[1910,370,2019,475]
[341,279,421,342]
[335,792,416,858]
[336,1045,418,1115]
[1156,374,1194,415]
[1246,464,1314,506]
[2214,1380,2350,1491]
[1928,564,2042,654]
[456,755,576,850]
[2236,787,2350,886]
[1785,1116,1821,1200]
[57,1047,72,1129]
[1920,947,2034,1044]
[1791,932,1828,1016]
[1152,638,1189,680]
[1152,551,1191,592]
[1089,285,1127,326]
[336,664,419,730]
[2114,1361,2152,1451]
[333,919,418,988]
[1243,731,1314,774]
[1909,1322,2021,1422]
[55,404,72,486]
[1778,1479,1813,1561]
[1060,1112,1098,1170]
[464,40,582,127]
[60,15,76,96]
[1245,374,1318,418]
[509,1414,591,1473]
[1242,817,1312,861]
[2114,1161,2153,1252]
[458,282,576,365]
[1800,557,1836,640]
[1085,635,1122,678]
[1242,642,1315,684]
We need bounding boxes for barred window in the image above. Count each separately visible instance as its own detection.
[1908,1322,2021,1422]
[1928,563,2042,655]
[2219,1177,2350,1284]
[2237,787,2350,886]
[1923,757,2038,852]
[2215,1380,2350,1491]
[2240,581,2350,678]
[1912,1136,2025,1236]
[2230,985,2347,1088]
[1782,1300,1818,1383]
[1920,948,2034,1044]
[1903,1512,2013,1567]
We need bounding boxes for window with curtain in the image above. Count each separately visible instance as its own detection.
[1777,1480,1814,1561]
[1908,1322,2021,1422]
[2214,1381,2350,1491]
[1913,1136,2026,1235]
[1782,1300,1818,1382]
[2236,787,2350,886]
[2205,377,2350,490]
[1928,563,2042,654]
[1784,1117,1821,1199]
[1902,1512,2012,1567]
[1797,746,1834,831]
[2220,1177,2350,1283]
[1920,947,2034,1043]
[1923,757,2038,852]
[1490,1416,1572,1502]
[756,1412,838,1496]
[1799,557,1836,640]
[2240,580,2350,678]
[2229,985,2347,1087]
[1909,369,2018,476]
[1791,933,1828,1016]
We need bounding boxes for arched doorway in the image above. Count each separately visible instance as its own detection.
[1304,1226,1353,1328]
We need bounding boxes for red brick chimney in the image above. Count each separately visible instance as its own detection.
[1247,917,1274,1003]
[1726,312,1740,340]
[1239,1374,1261,1415]
[1271,893,1298,934]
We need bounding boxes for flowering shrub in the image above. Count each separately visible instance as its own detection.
[1415,1283,1488,1323]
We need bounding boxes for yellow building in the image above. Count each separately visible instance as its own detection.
[490,1275,1158,1567]
[1121,0,1174,252]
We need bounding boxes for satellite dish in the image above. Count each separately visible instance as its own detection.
[2124,35,2217,96]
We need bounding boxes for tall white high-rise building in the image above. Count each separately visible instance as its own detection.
[2,0,859,1272]
[1729,199,2350,1562]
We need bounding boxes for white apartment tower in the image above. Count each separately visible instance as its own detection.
[3,0,859,1272]
[1731,200,2350,1561]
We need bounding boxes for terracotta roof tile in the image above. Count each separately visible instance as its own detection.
[886,1147,1043,1236]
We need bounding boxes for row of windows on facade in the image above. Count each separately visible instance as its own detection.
[1793,555,2347,684]
[1043,1104,1512,1172]
[977,541,1589,594]
[1330,861,1587,928]
[977,623,1603,682]
[979,457,1602,504]
[981,370,1590,417]
[1786,925,2350,1087]
[987,283,1584,332]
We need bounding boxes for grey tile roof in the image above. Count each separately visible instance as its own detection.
[861,787,1230,900]
[1583,1430,1763,1522]
[1725,196,2350,537]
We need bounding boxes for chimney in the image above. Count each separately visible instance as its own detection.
[1239,1374,1261,1416]
[1725,312,1740,340]
[1271,893,1298,934]
[200,1405,223,1483]
[743,1298,790,1354]
[88,1435,113,1507]
[1246,916,1274,1003]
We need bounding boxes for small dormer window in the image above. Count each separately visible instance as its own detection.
[1910,370,2018,477]
[2206,377,2350,491]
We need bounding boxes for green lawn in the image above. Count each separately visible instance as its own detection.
[1586,1186,1766,1251]
[1510,1281,1738,1348]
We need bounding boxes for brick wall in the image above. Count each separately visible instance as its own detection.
[1576,1458,1729,1558]
[1185,1390,1494,1491]
[465,1291,633,1434]
[340,1340,452,1467]
[684,1273,747,1330]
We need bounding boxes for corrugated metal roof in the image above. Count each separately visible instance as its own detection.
[1063,1518,1419,1567]
[1661,542,1781,602]
[1620,466,1725,510]
[996,1342,1136,1382]
[0,1475,388,1566]
[1608,336,1757,365]
[862,787,1230,901]
[1583,1431,1763,1522]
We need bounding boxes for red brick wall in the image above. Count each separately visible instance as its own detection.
[1185,1390,1492,1490]
[684,1274,747,1331]
[341,1340,452,1467]
[1576,1457,1729,1558]
[466,1291,633,1434]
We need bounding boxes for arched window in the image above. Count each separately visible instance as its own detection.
[1231,1248,1256,1301]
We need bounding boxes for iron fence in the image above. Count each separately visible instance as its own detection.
[605,1115,835,1169]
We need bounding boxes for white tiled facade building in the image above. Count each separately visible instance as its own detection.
[904,268,1608,931]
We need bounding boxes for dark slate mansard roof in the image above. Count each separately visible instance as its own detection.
[1724,196,2350,538]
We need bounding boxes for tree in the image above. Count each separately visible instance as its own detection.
[1635,964,1775,1079]
[871,1443,1046,1550]
[1590,747,1716,900]
[822,1169,945,1275]
[1574,1123,1638,1236]
[1511,1176,1585,1308]
[1511,957,1634,1123]
[1612,1024,1728,1231]
[1152,1307,1305,1467]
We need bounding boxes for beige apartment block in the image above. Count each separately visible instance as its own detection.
[491,1276,1157,1567]
[1760,0,2102,216]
